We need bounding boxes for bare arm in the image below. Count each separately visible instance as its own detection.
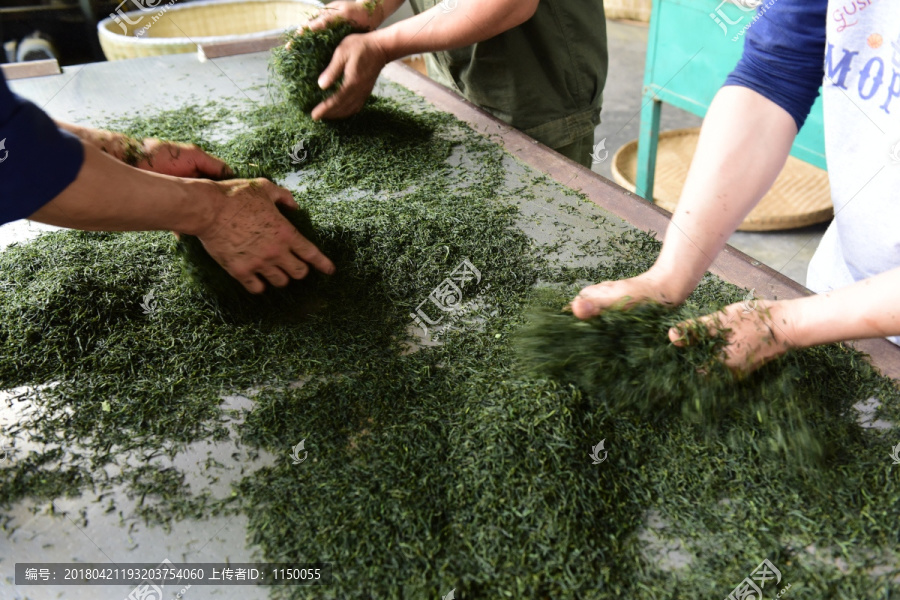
[671,267,900,374]
[56,120,233,179]
[30,142,334,293]
[370,0,540,60]
[571,86,799,317]
[307,0,539,120]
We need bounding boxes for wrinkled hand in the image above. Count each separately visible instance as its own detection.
[310,33,388,120]
[59,123,235,179]
[669,300,797,375]
[305,1,385,32]
[196,178,335,293]
[571,272,687,319]
[128,138,233,179]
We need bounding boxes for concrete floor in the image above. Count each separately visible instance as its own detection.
[592,20,828,287]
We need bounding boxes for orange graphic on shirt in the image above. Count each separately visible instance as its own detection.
[867,33,883,48]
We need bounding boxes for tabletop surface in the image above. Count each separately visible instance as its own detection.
[2,50,898,599]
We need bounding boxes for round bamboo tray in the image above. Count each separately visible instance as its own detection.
[612,128,832,232]
[98,0,322,61]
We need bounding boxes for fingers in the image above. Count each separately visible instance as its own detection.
[290,232,336,275]
[570,294,602,320]
[571,282,629,319]
[669,323,690,346]
[311,94,344,121]
[137,139,235,179]
[305,15,328,31]
[187,146,233,179]
[238,273,266,295]
[318,49,347,93]
[271,184,300,210]
[256,182,334,276]
[258,265,291,289]
[305,5,341,32]
[231,259,307,295]
[203,178,335,294]
[669,315,720,347]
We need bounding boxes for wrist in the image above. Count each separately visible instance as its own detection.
[774,296,813,349]
[644,263,697,306]
[174,178,219,236]
[369,25,408,63]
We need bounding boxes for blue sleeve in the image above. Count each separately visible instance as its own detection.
[0,74,84,225]
[723,0,827,131]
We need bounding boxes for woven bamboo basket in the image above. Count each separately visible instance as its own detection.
[98,0,322,61]
[612,128,833,231]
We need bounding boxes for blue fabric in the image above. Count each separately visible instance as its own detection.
[723,0,828,131]
[0,74,84,225]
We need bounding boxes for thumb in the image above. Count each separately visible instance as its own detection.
[669,324,687,346]
[190,149,233,179]
[318,46,348,90]
[570,285,632,320]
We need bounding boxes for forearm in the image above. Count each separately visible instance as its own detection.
[371,0,538,61]
[29,141,214,235]
[650,86,798,299]
[785,268,900,347]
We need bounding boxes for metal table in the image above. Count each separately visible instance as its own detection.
[7,50,899,377]
[2,52,898,600]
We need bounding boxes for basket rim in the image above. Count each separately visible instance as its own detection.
[97,0,323,46]
[610,127,832,231]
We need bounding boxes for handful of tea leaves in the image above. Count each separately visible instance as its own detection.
[272,21,363,113]
[516,301,842,468]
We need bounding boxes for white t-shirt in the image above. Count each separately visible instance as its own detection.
[806,0,900,344]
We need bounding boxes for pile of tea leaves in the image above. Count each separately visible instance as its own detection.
[1,82,900,600]
[515,301,863,470]
[272,20,364,113]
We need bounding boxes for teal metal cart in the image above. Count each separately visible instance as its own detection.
[636,0,826,200]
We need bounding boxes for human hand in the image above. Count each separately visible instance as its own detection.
[310,32,388,120]
[669,300,797,375]
[194,178,335,293]
[570,270,692,319]
[125,138,233,179]
[55,123,234,179]
[305,0,386,32]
